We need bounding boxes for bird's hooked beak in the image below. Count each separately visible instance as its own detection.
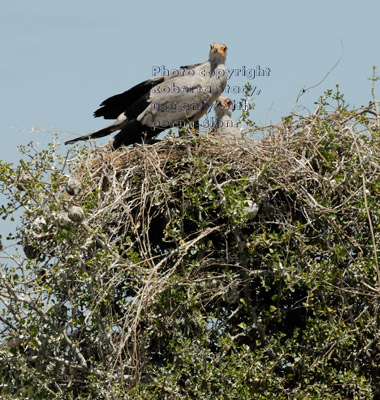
[210,43,228,56]
[220,98,234,110]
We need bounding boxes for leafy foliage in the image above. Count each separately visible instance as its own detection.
[1,89,380,399]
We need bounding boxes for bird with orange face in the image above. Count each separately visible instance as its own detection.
[65,43,228,149]
[214,96,242,137]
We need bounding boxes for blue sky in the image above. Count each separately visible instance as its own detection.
[1,0,380,237]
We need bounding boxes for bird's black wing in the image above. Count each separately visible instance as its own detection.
[94,76,165,119]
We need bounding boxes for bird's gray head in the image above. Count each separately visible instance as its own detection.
[215,96,234,118]
[209,42,228,64]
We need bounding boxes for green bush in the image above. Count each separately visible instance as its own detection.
[1,88,380,399]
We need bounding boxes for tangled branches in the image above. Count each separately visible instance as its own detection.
[1,93,380,398]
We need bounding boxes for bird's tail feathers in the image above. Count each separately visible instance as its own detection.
[64,119,127,145]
